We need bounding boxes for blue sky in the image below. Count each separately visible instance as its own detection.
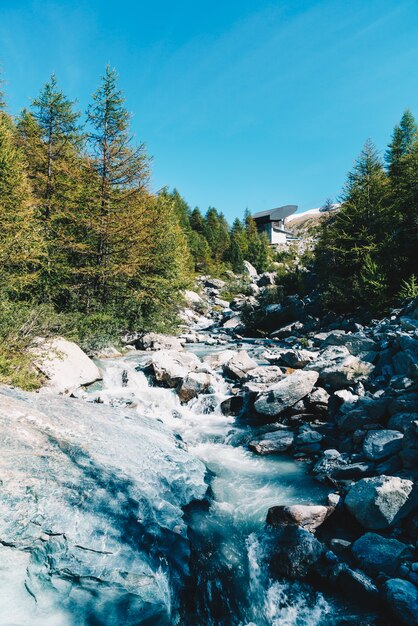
[1,0,418,221]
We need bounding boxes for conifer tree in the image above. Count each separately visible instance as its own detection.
[0,113,44,298]
[316,140,390,311]
[85,65,150,303]
[386,110,417,181]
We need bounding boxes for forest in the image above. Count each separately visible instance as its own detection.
[0,67,417,387]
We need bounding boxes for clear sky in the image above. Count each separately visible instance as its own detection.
[1,0,418,221]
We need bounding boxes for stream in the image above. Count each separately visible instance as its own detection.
[86,339,375,626]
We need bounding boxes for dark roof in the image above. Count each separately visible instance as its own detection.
[253,205,298,222]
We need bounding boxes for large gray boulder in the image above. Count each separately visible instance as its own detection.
[151,349,201,387]
[249,430,294,454]
[32,337,102,394]
[177,371,217,403]
[323,332,378,356]
[345,475,416,530]
[0,387,207,625]
[362,429,404,461]
[351,533,411,578]
[254,370,319,417]
[383,579,418,626]
[244,365,284,385]
[242,260,258,278]
[306,346,374,389]
[223,350,258,380]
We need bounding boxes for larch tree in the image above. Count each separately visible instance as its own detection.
[0,113,44,299]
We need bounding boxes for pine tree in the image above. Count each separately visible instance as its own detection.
[386,110,417,181]
[316,140,390,312]
[85,65,150,303]
[0,113,44,298]
[0,69,6,111]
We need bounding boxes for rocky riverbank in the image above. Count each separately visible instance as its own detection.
[0,266,416,625]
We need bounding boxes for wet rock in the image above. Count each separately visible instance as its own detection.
[0,388,207,625]
[151,349,201,387]
[222,315,242,330]
[203,349,237,370]
[345,475,416,530]
[249,429,294,454]
[332,564,379,604]
[254,370,319,418]
[220,394,245,416]
[306,346,374,390]
[269,526,325,579]
[362,429,404,461]
[223,350,258,380]
[351,533,411,578]
[32,337,102,395]
[177,372,217,403]
[266,504,333,532]
[383,578,418,626]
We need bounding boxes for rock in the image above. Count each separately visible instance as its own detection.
[220,394,245,416]
[332,564,379,604]
[266,504,332,531]
[0,387,207,625]
[383,579,418,626]
[203,349,237,370]
[323,333,378,356]
[244,366,284,385]
[389,394,418,415]
[362,429,404,461]
[269,526,325,579]
[222,315,242,330]
[204,277,226,289]
[388,413,418,433]
[295,429,323,445]
[32,337,102,394]
[254,370,319,418]
[177,372,217,403]
[242,260,258,278]
[345,475,416,530]
[183,290,204,307]
[223,350,258,380]
[306,346,374,390]
[151,349,201,387]
[305,387,330,410]
[351,533,411,578]
[256,272,275,287]
[249,430,294,454]
[136,332,184,351]
[279,348,317,369]
[214,297,230,308]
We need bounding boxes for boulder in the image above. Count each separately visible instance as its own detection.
[266,504,332,532]
[306,346,374,389]
[177,372,217,403]
[151,350,201,387]
[136,332,184,351]
[204,277,225,289]
[383,579,418,626]
[362,429,404,461]
[256,272,275,287]
[269,526,325,579]
[249,430,294,454]
[32,337,102,395]
[323,333,378,356]
[242,260,258,278]
[254,370,319,418]
[278,348,317,369]
[223,351,258,380]
[388,413,418,433]
[332,564,379,604]
[222,315,242,330]
[183,290,204,307]
[351,532,411,578]
[203,349,237,370]
[0,388,207,625]
[244,366,284,385]
[345,475,416,530]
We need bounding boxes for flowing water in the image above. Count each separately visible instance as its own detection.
[87,343,374,625]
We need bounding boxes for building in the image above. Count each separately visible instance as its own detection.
[253,205,298,245]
